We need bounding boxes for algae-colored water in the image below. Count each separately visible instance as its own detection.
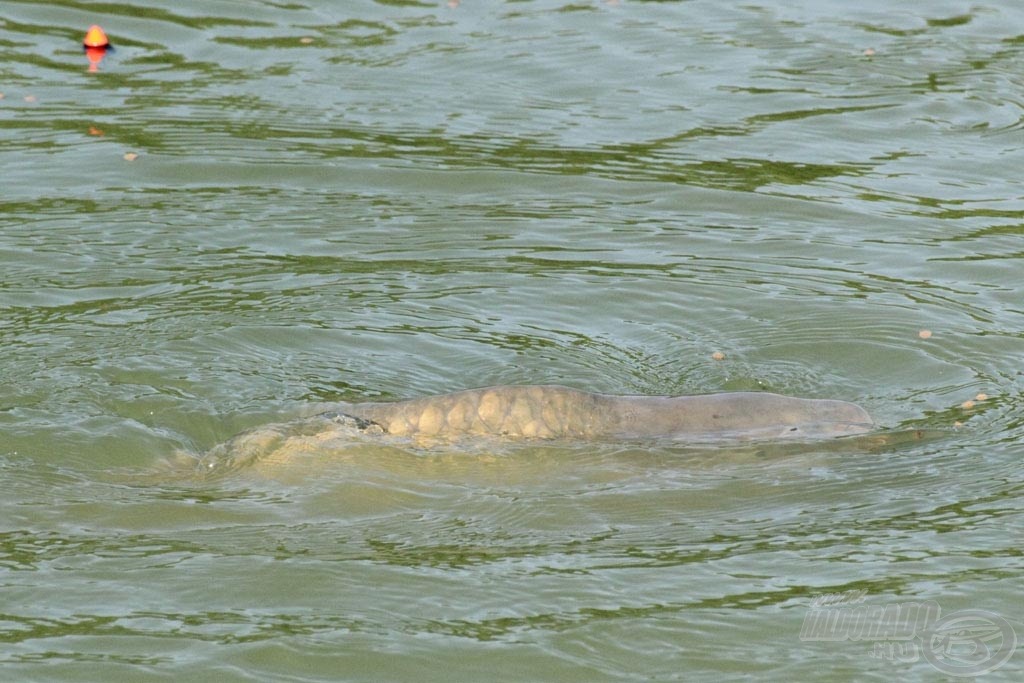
[2,1,1022,680]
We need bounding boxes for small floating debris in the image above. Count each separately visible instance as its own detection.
[918,329,932,339]
[711,351,726,361]
[962,393,990,410]
[863,47,876,57]
[88,126,104,136]
[123,152,139,161]
[955,393,990,421]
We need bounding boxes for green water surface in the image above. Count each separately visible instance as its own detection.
[2,0,1023,680]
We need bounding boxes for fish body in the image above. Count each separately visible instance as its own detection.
[329,385,873,442]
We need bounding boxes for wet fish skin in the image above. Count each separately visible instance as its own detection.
[331,385,873,442]
[192,386,875,474]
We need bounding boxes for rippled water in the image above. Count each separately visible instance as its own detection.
[2,0,1023,680]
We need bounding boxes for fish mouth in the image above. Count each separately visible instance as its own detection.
[697,420,874,443]
[651,420,874,444]
[776,420,875,439]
